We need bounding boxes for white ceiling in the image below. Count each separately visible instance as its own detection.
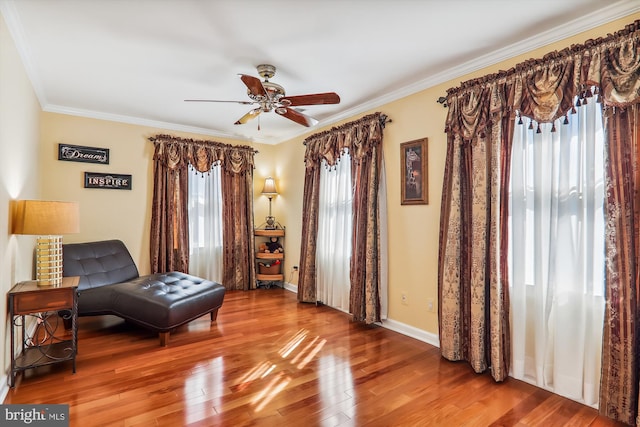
[2,0,639,145]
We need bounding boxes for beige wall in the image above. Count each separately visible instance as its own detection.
[273,12,640,335]
[253,143,280,232]
[39,113,264,275]
[274,90,449,334]
[2,10,639,389]
[0,13,43,389]
[264,138,306,283]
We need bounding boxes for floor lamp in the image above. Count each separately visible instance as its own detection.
[12,200,80,286]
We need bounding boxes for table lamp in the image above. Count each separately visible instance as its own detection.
[261,177,278,229]
[12,200,80,286]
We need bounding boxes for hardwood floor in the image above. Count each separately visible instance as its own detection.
[4,288,627,427]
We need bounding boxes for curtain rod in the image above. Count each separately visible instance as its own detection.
[380,113,392,128]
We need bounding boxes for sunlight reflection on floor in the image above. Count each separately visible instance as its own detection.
[183,357,225,424]
[239,328,328,413]
[181,326,341,424]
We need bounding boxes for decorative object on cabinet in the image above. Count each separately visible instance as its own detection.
[84,172,132,190]
[58,143,109,164]
[255,226,285,288]
[8,276,79,387]
[261,176,280,229]
[12,200,80,286]
[400,138,428,205]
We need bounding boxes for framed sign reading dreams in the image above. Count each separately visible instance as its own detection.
[59,144,109,164]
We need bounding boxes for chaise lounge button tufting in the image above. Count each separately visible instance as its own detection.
[63,239,225,346]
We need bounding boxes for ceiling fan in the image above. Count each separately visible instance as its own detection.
[185,64,340,127]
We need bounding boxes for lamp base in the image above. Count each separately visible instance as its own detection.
[265,216,277,229]
[35,236,64,287]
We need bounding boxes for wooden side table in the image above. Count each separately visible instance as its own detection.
[8,276,79,387]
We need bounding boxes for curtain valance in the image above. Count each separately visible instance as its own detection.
[302,112,386,169]
[444,20,640,143]
[149,134,257,174]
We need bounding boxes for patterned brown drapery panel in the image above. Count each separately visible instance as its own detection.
[149,134,256,291]
[440,19,640,414]
[601,104,640,425]
[298,112,387,324]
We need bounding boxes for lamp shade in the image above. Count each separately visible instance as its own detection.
[12,200,80,235]
[261,177,278,196]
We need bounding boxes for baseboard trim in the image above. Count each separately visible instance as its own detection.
[283,282,297,293]
[281,285,439,348]
[0,375,9,403]
[380,318,440,348]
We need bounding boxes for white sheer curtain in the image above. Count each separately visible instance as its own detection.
[188,165,223,283]
[316,152,352,312]
[509,95,605,406]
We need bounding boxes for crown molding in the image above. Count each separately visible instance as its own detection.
[306,1,640,139]
[44,104,260,143]
[3,0,639,145]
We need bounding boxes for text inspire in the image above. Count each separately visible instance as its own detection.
[87,175,129,187]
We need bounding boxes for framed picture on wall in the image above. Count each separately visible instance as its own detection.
[84,172,132,190]
[400,138,428,205]
[58,143,109,164]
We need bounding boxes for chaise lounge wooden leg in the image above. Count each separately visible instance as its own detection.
[159,332,170,347]
[210,308,219,322]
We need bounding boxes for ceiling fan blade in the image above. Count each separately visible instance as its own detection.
[185,99,254,105]
[239,74,267,98]
[280,92,340,106]
[275,107,319,127]
[234,108,262,125]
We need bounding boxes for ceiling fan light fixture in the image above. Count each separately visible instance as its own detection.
[187,64,340,129]
[263,81,285,98]
[247,92,266,102]
[256,63,276,80]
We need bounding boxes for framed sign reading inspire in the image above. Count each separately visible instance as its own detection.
[84,172,132,190]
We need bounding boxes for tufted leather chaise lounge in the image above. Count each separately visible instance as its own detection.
[63,239,225,346]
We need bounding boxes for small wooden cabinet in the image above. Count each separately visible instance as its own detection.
[8,276,79,387]
[254,227,285,288]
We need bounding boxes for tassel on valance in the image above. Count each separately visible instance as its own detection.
[302,112,390,170]
[443,18,640,142]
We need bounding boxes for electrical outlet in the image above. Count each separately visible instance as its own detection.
[292,266,298,271]
[427,298,434,312]
[401,293,408,305]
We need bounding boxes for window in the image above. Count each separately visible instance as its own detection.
[509,93,605,406]
[188,165,223,283]
[316,152,352,311]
